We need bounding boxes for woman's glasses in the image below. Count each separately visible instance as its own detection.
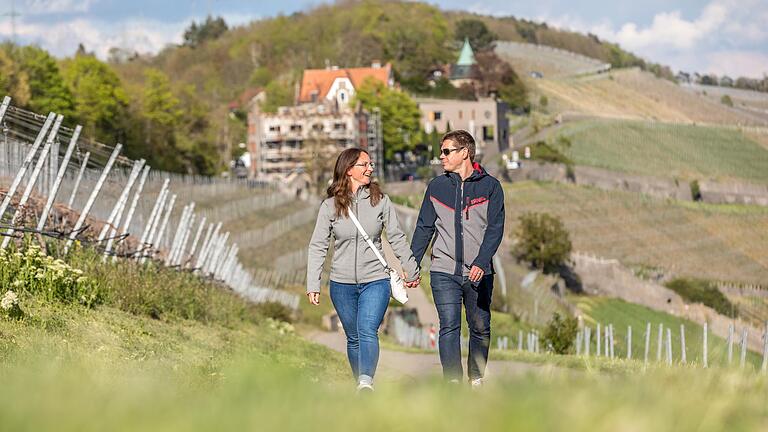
[440,147,464,156]
[354,162,375,169]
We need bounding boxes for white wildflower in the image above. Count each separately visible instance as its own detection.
[1,291,19,310]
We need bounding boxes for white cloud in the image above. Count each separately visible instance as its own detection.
[0,17,187,58]
[0,9,260,59]
[706,51,768,78]
[537,0,768,77]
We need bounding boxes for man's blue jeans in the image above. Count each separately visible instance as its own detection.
[330,278,390,383]
[431,271,493,381]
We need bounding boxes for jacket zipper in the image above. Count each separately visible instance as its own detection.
[459,180,464,274]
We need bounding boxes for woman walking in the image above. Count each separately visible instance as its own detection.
[307,148,419,392]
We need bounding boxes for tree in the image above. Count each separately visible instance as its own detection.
[455,19,496,51]
[61,54,129,144]
[513,212,572,273]
[0,45,30,106]
[183,15,228,48]
[302,135,339,194]
[543,312,578,354]
[141,68,184,170]
[259,79,294,114]
[16,45,75,118]
[474,51,528,110]
[353,77,423,160]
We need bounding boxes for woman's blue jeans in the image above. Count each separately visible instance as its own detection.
[330,278,390,383]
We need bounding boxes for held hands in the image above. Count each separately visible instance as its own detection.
[469,265,485,283]
[307,292,320,305]
[402,271,421,288]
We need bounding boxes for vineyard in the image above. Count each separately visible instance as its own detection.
[533,68,764,125]
[495,41,611,78]
[504,181,768,286]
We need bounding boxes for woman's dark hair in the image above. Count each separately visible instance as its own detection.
[326,148,383,217]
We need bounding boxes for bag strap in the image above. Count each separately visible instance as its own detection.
[347,206,390,271]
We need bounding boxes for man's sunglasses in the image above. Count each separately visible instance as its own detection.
[440,147,464,156]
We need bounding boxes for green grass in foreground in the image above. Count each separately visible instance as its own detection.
[3,346,768,431]
[3,241,768,430]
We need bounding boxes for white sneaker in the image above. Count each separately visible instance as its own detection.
[470,378,483,390]
[356,382,375,393]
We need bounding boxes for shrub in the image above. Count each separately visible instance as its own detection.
[0,243,101,307]
[513,212,573,273]
[690,180,702,201]
[664,278,737,317]
[721,95,733,107]
[67,246,262,325]
[543,312,578,354]
[530,140,573,166]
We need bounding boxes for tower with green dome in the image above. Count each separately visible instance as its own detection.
[450,38,477,87]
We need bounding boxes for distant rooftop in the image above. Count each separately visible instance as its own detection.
[457,38,476,66]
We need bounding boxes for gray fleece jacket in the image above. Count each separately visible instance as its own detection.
[306,186,419,293]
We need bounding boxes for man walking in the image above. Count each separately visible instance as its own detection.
[410,130,505,387]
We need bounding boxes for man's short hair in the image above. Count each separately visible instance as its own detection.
[441,129,476,162]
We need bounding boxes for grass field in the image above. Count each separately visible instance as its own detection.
[556,118,768,183]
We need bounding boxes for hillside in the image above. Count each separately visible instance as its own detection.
[526,68,763,125]
[555,119,768,184]
[496,41,610,79]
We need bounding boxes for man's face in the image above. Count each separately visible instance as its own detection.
[439,139,466,172]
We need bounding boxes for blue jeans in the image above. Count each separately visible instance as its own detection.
[431,271,493,381]
[330,278,390,383]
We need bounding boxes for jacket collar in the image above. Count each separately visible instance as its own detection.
[352,184,371,200]
[445,162,487,183]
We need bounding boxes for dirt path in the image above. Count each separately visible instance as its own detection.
[305,329,562,384]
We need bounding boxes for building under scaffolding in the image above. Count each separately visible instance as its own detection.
[247,101,381,181]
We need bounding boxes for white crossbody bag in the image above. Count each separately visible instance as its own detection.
[347,207,409,304]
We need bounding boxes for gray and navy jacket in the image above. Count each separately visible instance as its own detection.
[411,163,505,277]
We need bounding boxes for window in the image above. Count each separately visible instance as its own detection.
[268,125,280,133]
[433,111,442,120]
[290,124,302,132]
[483,125,495,141]
[334,122,346,131]
[458,110,463,120]
[471,109,476,120]
[313,123,324,132]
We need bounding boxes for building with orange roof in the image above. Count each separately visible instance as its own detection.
[245,63,389,182]
[298,61,393,106]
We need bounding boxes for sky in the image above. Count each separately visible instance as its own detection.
[0,0,766,78]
